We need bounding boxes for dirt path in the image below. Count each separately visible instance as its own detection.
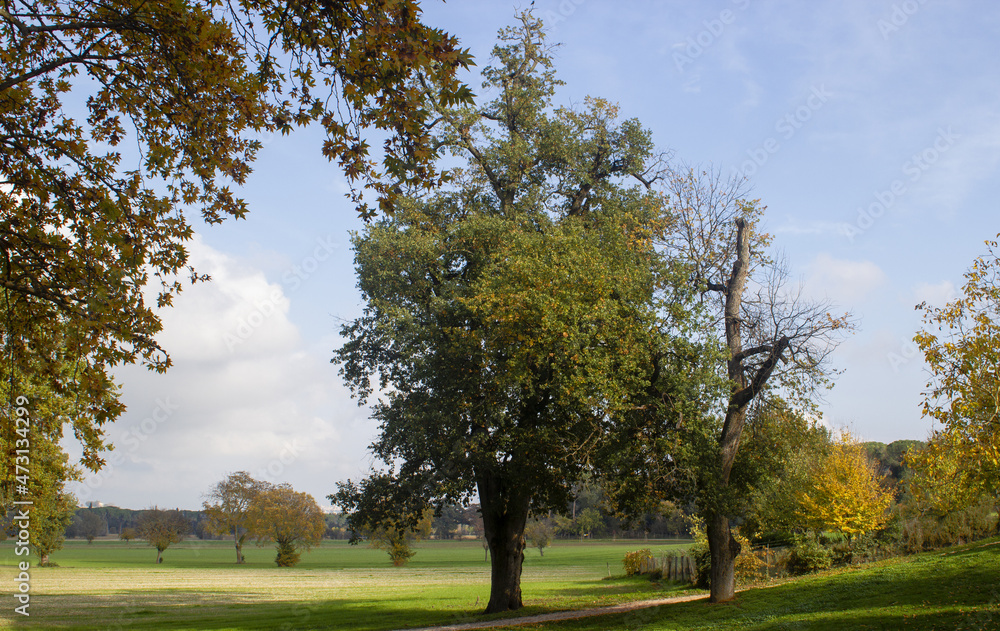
[396,592,709,631]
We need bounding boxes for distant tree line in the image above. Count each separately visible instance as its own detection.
[47,437,929,550]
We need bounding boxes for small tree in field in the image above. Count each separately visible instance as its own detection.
[32,491,76,565]
[248,484,325,567]
[364,520,432,566]
[136,508,190,564]
[577,508,602,541]
[75,510,106,543]
[203,471,266,563]
[334,478,433,566]
[368,512,433,567]
[524,518,554,557]
[119,527,137,544]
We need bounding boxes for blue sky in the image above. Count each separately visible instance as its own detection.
[68,0,1000,509]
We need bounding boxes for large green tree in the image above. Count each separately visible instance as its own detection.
[0,372,80,564]
[736,397,832,541]
[333,14,680,613]
[1,0,472,492]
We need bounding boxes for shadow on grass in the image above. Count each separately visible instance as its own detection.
[28,591,491,631]
[548,575,695,600]
[29,585,668,631]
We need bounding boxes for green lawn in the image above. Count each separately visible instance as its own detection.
[0,538,694,630]
[1,537,997,630]
[494,539,1000,631]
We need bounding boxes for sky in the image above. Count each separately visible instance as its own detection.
[67,0,1000,510]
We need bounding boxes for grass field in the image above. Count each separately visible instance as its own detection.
[1,537,998,630]
[0,538,694,630]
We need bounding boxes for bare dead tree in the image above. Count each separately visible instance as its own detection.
[656,164,853,602]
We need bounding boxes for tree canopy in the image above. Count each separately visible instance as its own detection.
[912,233,1000,526]
[796,432,892,537]
[1,0,472,499]
[202,471,266,564]
[136,507,190,563]
[247,483,325,567]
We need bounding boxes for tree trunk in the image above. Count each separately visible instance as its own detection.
[156,549,163,564]
[40,553,49,566]
[235,530,246,564]
[478,472,530,614]
[707,512,740,603]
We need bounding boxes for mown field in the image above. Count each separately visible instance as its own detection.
[0,538,694,630]
[1,537,998,630]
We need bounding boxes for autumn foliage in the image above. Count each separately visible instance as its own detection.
[911,233,1000,526]
[796,432,892,537]
[1,0,471,503]
[247,483,326,567]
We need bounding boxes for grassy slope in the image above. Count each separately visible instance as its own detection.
[0,539,693,630]
[496,539,1000,631]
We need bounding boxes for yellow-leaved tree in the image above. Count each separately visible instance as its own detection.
[911,233,1000,531]
[247,484,326,567]
[796,432,892,538]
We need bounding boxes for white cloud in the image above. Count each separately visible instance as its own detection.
[773,218,850,236]
[804,253,887,305]
[66,237,376,510]
[149,236,300,362]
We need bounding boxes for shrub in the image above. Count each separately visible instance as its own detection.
[275,540,301,567]
[829,541,854,566]
[788,536,832,575]
[622,549,653,576]
[687,527,761,588]
[897,500,997,553]
[734,530,764,585]
[769,547,793,578]
[689,541,712,588]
